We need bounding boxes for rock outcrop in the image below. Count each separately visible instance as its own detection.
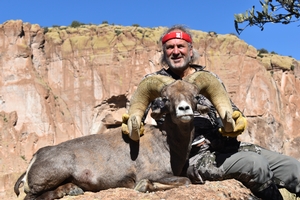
[1,20,300,199]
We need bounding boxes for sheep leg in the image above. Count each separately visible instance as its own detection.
[134,176,191,192]
[29,183,84,200]
[134,179,156,192]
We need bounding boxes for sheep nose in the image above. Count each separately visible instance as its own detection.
[179,105,191,111]
[177,101,193,116]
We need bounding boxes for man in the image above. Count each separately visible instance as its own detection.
[123,25,300,199]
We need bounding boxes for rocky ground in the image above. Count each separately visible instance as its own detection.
[12,180,258,200]
[11,180,299,200]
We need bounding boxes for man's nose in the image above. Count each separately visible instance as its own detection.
[173,46,179,54]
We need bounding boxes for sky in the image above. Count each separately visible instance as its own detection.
[1,1,299,60]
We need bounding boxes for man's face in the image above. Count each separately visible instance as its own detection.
[164,38,193,71]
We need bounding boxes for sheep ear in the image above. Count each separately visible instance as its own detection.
[196,104,210,115]
[194,94,209,114]
[150,111,165,120]
[150,97,168,120]
[194,94,202,105]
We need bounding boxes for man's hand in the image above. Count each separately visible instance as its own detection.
[219,111,247,137]
[121,113,144,138]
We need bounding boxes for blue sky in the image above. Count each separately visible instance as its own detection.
[1,1,299,60]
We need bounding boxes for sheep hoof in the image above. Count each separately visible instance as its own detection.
[134,179,155,192]
[68,186,84,196]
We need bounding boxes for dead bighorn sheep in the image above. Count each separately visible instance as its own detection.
[14,71,235,200]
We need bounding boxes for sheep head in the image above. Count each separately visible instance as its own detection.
[128,72,235,141]
[158,80,200,125]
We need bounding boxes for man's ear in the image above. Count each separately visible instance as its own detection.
[189,45,193,57]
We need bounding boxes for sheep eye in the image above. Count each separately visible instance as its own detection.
[194,95,201,102]
[162,97,169,103]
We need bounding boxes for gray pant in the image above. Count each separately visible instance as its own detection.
[188,143,300,195]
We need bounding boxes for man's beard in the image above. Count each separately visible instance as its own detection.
[166,55,191,71]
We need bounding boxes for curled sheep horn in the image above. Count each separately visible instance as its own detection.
[183,71,235,132]
[128,75,175,141]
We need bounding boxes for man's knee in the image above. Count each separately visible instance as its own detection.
[222,152,273,184]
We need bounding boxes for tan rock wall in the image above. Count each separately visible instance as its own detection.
[1,20,300,198]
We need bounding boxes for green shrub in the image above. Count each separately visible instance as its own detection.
[115,29,122,36]
[257,48,268,54]
[70,20,85,28]
[270,51,278,55]
[257,48,269,57]
[291,65,295,71]
[43,27,49,34]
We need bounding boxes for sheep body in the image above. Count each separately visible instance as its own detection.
[15,125,190,200]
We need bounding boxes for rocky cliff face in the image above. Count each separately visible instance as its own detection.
[1,20,300,199]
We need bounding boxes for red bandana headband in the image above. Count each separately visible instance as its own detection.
[162,31,192,44]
